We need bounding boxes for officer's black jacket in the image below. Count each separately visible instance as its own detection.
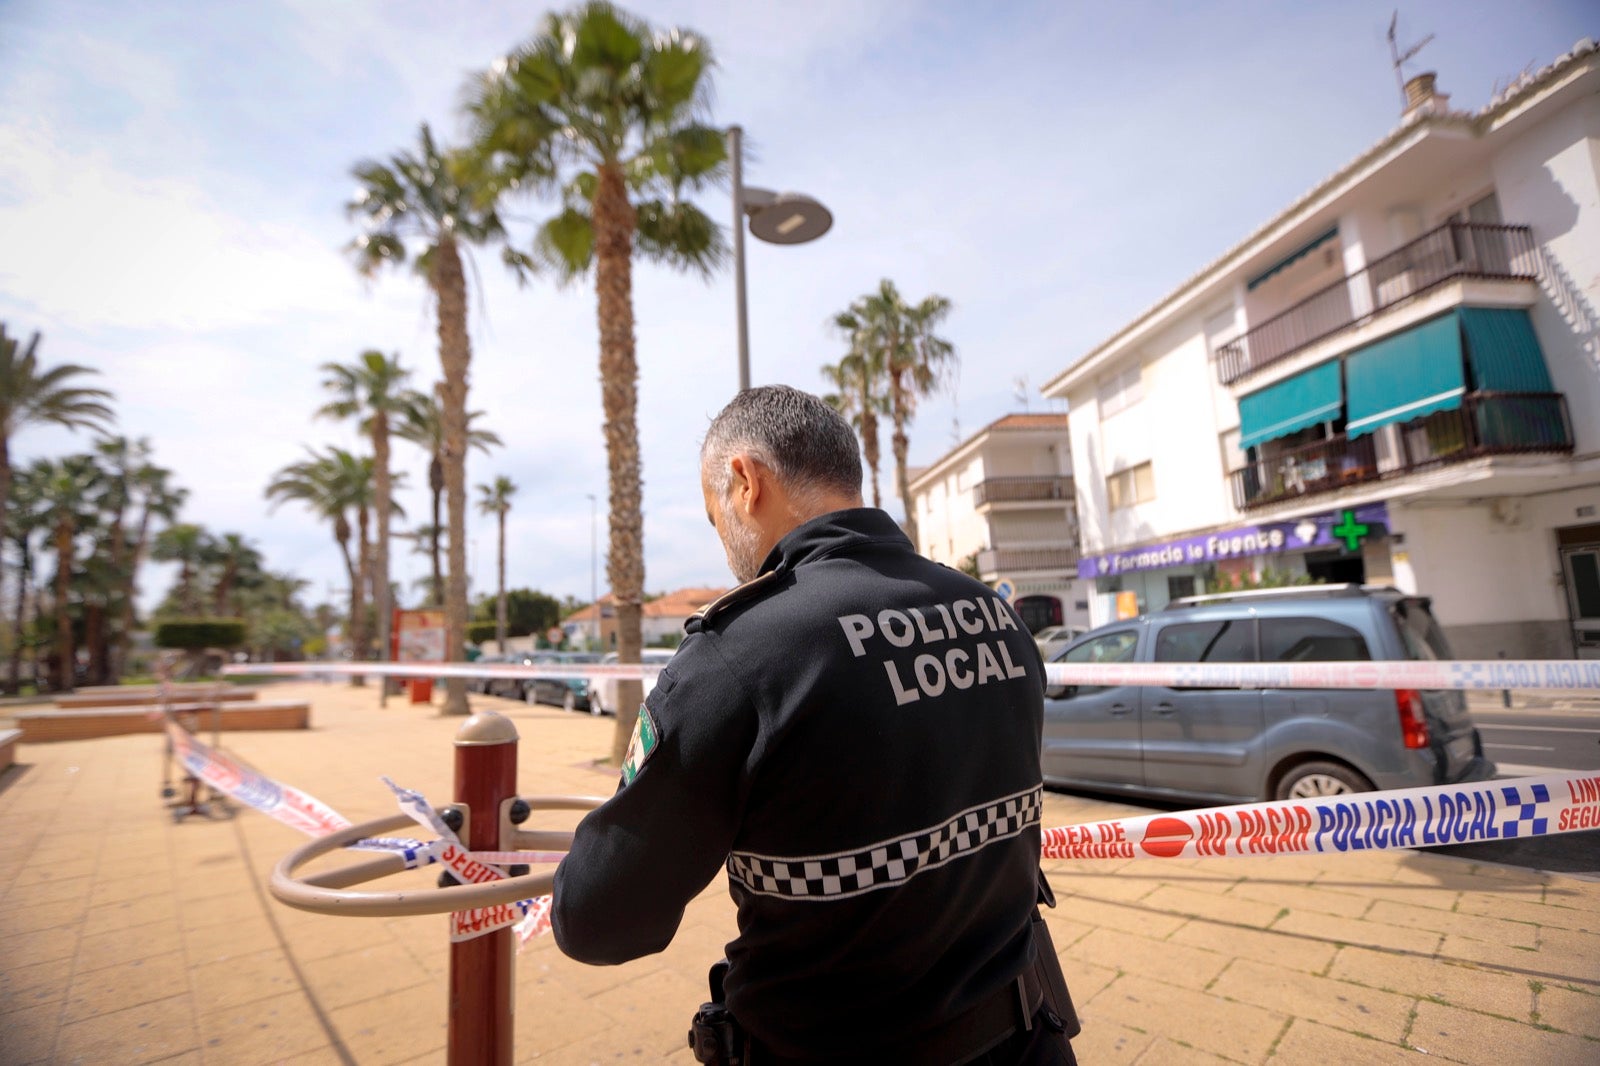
[553,508,1046,1059]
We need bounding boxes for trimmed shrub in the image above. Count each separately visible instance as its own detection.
[154,618,247,650]
[466,621,498,646]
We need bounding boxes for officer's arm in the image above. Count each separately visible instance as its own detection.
[552,644,753,964]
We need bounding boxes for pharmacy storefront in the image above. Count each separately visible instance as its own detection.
[1078,502,1390,621]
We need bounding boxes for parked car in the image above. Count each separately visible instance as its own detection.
[469,654,508,694]
[526,652,601,712]
[1042,584,1494,803]
[1034,624,1086,659]
[588,648,677,717]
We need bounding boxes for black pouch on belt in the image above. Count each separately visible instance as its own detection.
[1032,872,1082,1038]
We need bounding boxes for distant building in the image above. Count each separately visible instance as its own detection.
[562,586,728,648]
[1043,42,1600,657]
[903,413,1088,632]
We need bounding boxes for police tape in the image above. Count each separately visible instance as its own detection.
[1040,658,1600,692]
[225,656,1600,692]
[164,714,352,837]
[1041,770,1600,861]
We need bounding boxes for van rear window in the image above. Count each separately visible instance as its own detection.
[1393,599,1454,661]
[1261,617,1370,662]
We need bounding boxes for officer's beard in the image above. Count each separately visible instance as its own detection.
[720,505,765,585]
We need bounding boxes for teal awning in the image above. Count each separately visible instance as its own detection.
[1246,226,1340,291]
[1239,360,1343,450]
[1345,314,1465,439]
[1460,307,1554,392]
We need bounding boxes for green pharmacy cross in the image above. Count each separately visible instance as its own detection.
[1331,509,1371,552]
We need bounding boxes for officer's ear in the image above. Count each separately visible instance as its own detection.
[728,454,767,516]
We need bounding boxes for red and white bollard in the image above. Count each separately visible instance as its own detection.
[449,713,519,1065]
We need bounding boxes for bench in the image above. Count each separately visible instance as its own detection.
[0,728,19,772]
[54,686,261,709]
[14,701,311,743]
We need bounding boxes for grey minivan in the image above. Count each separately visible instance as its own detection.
[1043,585,1495,803]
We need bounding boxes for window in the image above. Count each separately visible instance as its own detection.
[1098,363,1143,418]
[1053,628,1139,696]
[1166,575,1197,602]
[1154,620,1256,663]
[1106,462,1155,510]
[1260,617,1370,662]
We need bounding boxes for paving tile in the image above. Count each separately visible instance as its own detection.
[0,955,74,1017]
[196,989,334,1066]
[6,857,99,890]
[1141,883,1285,929]
[1209,957,1415,1042]
[1131,1036,1241,1064]
[0,873,94,908]
[1535,984,1600,1040]
[326,983,447,1065]
[1065,1017,1154,1065]
[1,1000,63,1065]
[1434,933,1569,981]
[1271,909,1443,957]
[0,896,90,934]
[587,966,710,1059]
[61,950,191,1025]
[1,925,80,967]
[1054,895,1190,940]
[298,940,433,1011]
[1330,945,1535,1019]
[1366,898,1538,947]
[1270,1018,1428,1064]
[1530,927,1600,984]
[1169,918,1338,975]
[1229,879,1374,919]
[1087,973,1289,1062]
[273,1047,354,1066]
[174,889,264,932]
[1454,892,1598,934]
[81,892,179,938]
[181,913,284,968]
[52,993,199,1065]
[87,872,181,908]
[75,918,182,973]
[189,947,305,1015]
[1407,999,1597,1065]
[1071,927,1229,991]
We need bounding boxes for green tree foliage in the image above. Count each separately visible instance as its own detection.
[473,587,562,640]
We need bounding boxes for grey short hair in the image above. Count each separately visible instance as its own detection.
[701,385,863,505]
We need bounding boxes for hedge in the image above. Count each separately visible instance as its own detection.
[154,618,247,650]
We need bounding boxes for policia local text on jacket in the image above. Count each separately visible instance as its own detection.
[552,508,1076,1062]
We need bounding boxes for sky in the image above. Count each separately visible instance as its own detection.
[2,0,1595,615]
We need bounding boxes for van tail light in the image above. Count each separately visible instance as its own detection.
[1396,689,1430,750]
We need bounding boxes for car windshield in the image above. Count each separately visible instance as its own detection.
[1392,598,1454,661]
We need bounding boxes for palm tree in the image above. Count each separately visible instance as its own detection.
[211,532,264,616]
[832,281,957,549]
[475,476,518,647]
[399,524,446,606]
[151,523,213,616]
[114,460,186,679]
[265,448,376,676]
[4,466,45,692]
[468,1,727,760]
[32,455,101,691]
[821,338,888,508]
[395,392,501,607]
[318,350,416,673]
[0,325,114,594]
[348,125,512,715]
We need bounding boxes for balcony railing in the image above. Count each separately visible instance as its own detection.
[977,546,1080,574]
[973,476,1072,506]
[1227,392,1573,510]
[1217,223,1537,384]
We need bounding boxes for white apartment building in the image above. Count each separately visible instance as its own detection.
[904,413,1089,632]
[1043,41,1600,659]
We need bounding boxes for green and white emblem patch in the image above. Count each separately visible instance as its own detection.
[620,704,659,787]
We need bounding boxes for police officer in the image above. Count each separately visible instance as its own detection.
[553,386,1076,1064]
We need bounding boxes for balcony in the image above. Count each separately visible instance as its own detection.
[973,475,1072,506]
[1217,223,1537,384]
[977,546,1080,574]
[1227,391,1573,510]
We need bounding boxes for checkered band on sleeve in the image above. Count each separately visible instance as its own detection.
[726,786,1043,901]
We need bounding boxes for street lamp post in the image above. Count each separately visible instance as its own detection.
[727,125,834,392]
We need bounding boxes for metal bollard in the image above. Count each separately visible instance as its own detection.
[450,712,519,1066]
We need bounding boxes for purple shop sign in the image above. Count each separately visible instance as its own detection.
[1077,503,1388,579]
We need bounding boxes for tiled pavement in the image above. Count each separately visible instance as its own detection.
[1,681,1597,1065]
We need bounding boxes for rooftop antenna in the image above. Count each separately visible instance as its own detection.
[1013,375,1030,412]
[1387,10,1434,110]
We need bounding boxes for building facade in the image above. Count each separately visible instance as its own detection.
[1043,43,1600,658]
[903,413,1089,632]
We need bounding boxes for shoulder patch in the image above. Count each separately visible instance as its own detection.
[620,703,659,787]
[686,566,785,632]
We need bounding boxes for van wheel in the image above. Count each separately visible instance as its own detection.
[563,690,578,712]
[1276,762,1371,800]
[589,691,604,717]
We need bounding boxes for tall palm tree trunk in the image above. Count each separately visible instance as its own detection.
[429,459,445,606]
[112,505,153,681]
[373,414,393,669]
[433,235,473,716]
[352,505,372,686]
[495,509,507,646]
[8,543,28,692]
[862,405,882,509]
[593,163,645,764]
[0,437,11,605]
[53,520,73,692]
[892,416,916,550]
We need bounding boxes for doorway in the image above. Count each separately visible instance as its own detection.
[1557,523,1600,659]
[1305,550,1365,585]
